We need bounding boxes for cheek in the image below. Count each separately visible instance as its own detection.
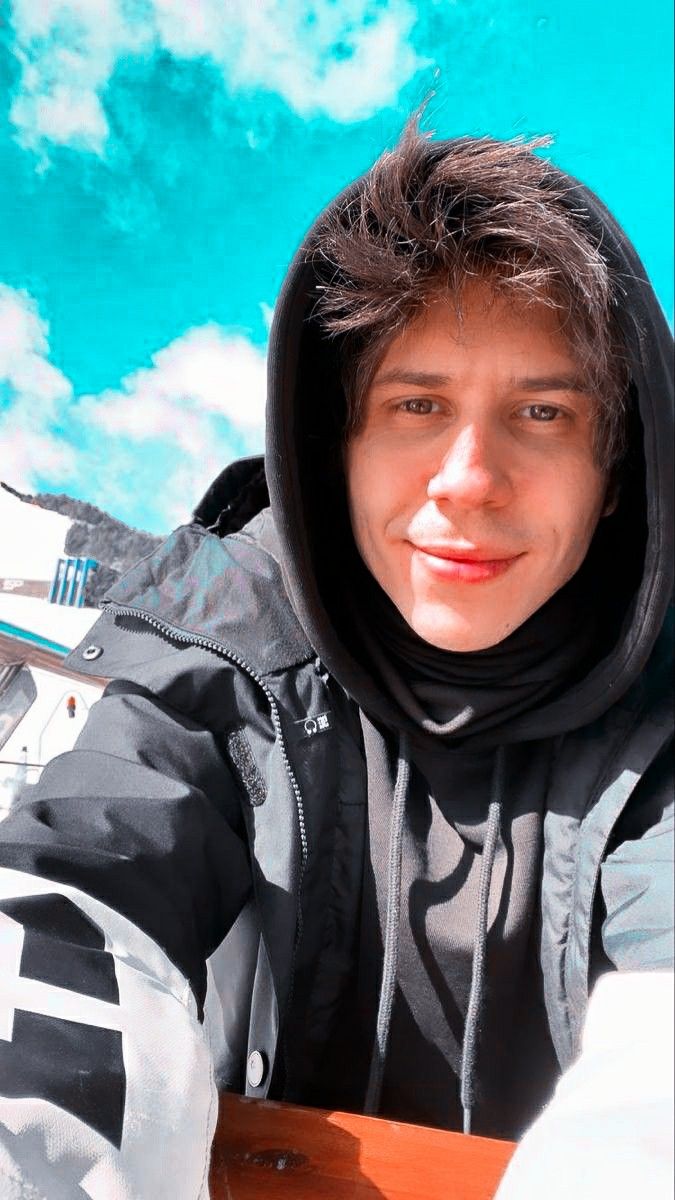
[547,470,608,562]
[346,447,405,572]
[577,469,610,537]
[345,446,379,554]
[349,489,386,564]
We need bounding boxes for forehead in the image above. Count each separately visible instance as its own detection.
[370,287,579,381]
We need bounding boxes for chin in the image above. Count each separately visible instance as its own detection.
[408,622,487,653]
[424,632,502,653]
[408,607,517,653]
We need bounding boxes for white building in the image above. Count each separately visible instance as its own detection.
[0,486,106,820]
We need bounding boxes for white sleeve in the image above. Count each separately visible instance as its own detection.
[0,867,218,1200]
[495,971,674,1200]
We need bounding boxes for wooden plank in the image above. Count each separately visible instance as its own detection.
[210,1094,515,1200]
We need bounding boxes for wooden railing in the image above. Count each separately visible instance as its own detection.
[210,1094,515,1199]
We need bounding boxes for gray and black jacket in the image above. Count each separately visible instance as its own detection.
[0,488,671,1197]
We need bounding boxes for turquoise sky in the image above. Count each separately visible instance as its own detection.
[1,0,672,533]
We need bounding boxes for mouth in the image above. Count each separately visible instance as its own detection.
[410,543,523,583]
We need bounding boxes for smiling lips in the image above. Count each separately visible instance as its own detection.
[411,544,523,583]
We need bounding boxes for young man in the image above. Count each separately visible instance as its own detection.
[0,126,672,1197]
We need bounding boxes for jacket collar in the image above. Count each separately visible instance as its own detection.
[104,520,314,677]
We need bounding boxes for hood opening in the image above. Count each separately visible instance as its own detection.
[264,152,671,740]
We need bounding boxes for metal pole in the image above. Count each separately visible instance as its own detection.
[57,559,69,605]
[74,560,86,607]
[65,558,80,606]
[49,558,64,604]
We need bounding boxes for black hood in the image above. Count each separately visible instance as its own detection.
[233,150,674,740]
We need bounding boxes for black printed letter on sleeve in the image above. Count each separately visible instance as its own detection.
[0,894,126,1147]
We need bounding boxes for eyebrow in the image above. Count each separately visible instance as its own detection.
[516,374,588,393]
[371,369,588,392]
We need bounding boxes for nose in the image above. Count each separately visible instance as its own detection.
[426,423,510,509]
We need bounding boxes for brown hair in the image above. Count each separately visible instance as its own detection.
[310,120,629,469]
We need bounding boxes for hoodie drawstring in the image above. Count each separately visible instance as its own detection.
[364,732,411,1115]
[365,738,505,1132]
[460,744,505,1133]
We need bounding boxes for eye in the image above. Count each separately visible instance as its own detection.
[519,403,563,422]
[398,397,440,415]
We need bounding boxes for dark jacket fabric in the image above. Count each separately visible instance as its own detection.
[1,485,671,1085]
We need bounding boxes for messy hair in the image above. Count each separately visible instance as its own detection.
[311,121,630,469]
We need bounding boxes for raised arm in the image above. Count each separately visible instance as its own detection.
[0,673,253,1198]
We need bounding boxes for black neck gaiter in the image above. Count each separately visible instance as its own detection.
[344,545,605,749]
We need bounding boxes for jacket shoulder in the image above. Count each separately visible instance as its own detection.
[69,522,314,680]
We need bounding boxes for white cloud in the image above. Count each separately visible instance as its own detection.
[81,323,266,522]
[7,0,427,154]
[8,0,151,155]
[0,285,76,488]
[0,285,71,413]
[11,82,109,153]
[0,284,266,529]
[88,324,266,430]
[154,0,427,123]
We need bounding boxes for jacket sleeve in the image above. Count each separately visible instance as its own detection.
[494,970,674,1200]
[599,743,674,972]
[495,746,674,1200]
[0,677,253,1199]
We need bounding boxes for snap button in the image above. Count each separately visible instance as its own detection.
[246,1050,267,1088]
[82,645,103,661]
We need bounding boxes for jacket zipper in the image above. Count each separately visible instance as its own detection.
[102,600,308,874]
[101,600,309,1081]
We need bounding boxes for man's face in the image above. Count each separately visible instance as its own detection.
[344,287,611,652]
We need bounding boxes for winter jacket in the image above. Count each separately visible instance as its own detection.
[0,482,671,1196]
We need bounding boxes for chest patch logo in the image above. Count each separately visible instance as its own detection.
[295,711,332,739]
